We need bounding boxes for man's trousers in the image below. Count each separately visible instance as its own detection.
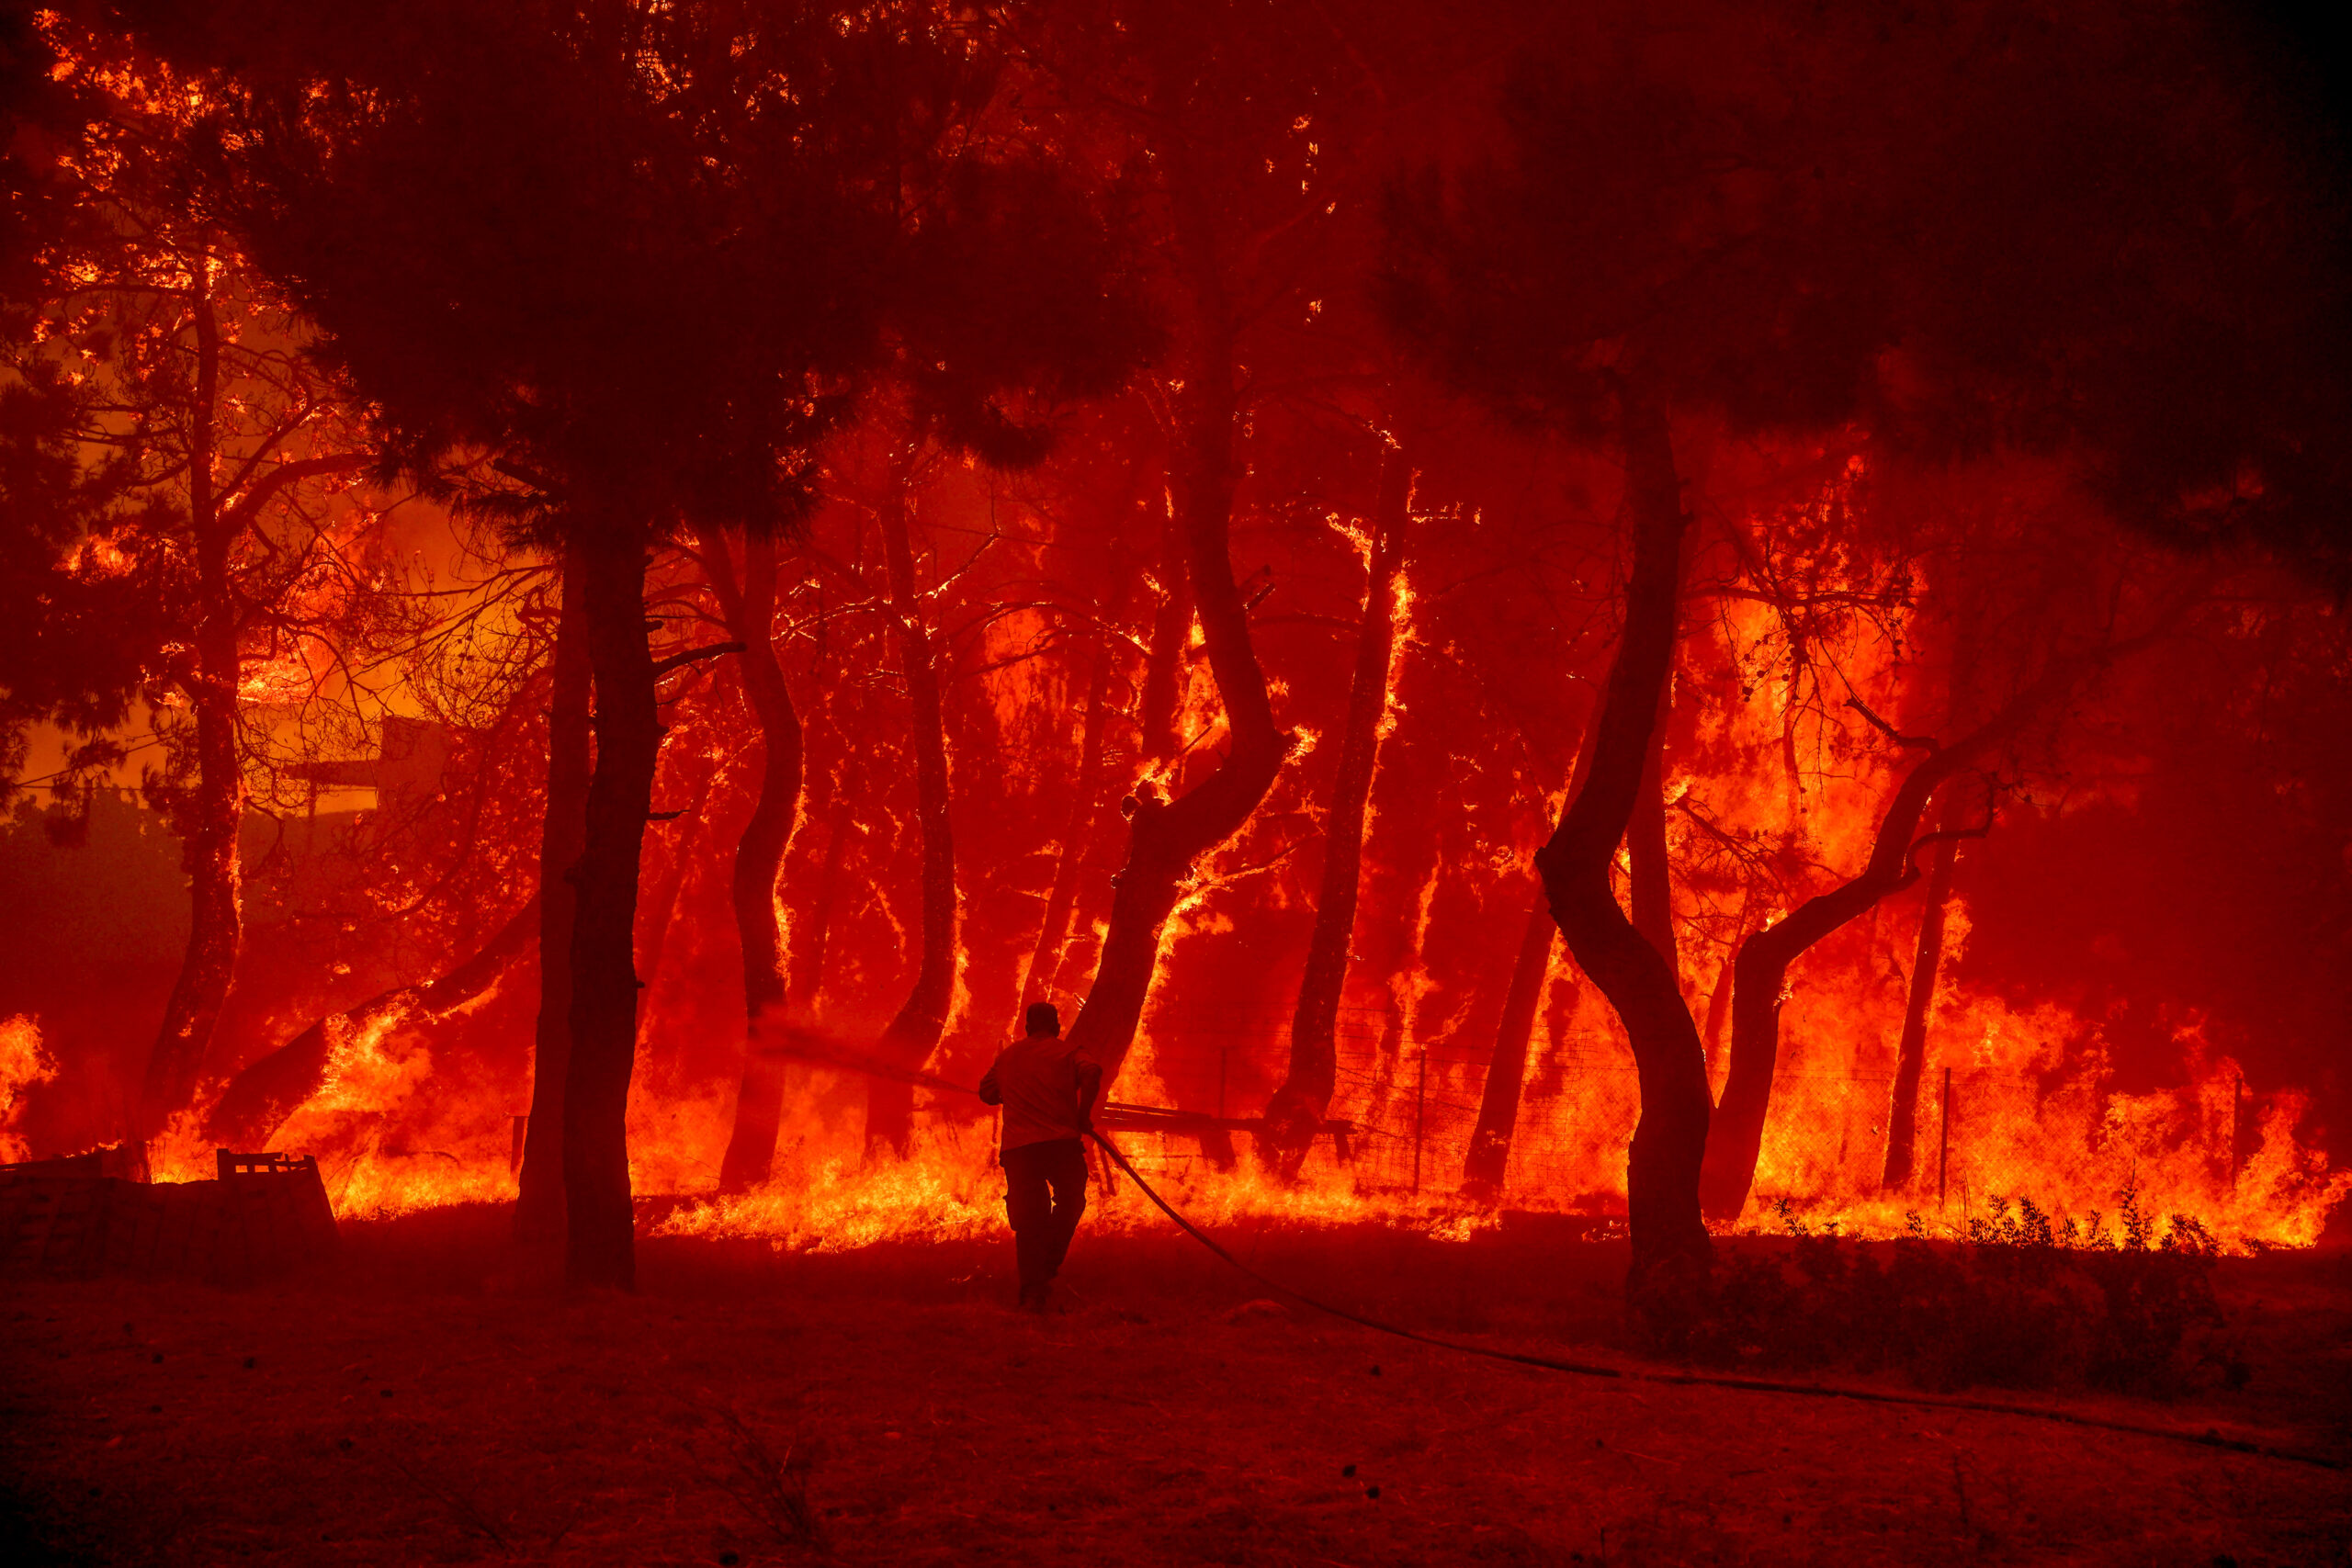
[1001,1137,1089,1298]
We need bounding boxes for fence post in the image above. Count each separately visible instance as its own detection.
[1412,1049,1428,1195]
[1216,1044,1228,1122]
[1937,1066,1951,1212]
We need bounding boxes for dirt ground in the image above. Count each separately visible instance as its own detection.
[4,1208,2349,1567]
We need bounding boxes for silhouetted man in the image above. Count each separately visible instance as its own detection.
[977,1002,1102,1311]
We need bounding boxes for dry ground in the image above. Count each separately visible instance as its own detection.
[4,1208,2349,1567]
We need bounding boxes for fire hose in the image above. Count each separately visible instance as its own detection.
[757,1030,2345,1471]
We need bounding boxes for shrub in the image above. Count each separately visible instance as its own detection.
[1642,1179,2245,1395]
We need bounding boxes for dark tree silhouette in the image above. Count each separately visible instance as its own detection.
[1264,442,1410,1169]
[1386,0,2352,1275]
[707,531,804,1195]
[3,22,368,1142]
[162,1,1035,1286]
[514,550,591,1251]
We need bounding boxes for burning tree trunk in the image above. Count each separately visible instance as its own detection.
[1065,285,1288,1089]
[138,288,238,1143]
[203,894,542,1149]
[561,532,663,1292]
[515,549,592,1251]
[1264,448,1410,1164]
[1021,548,1135,1008]
[1531,387,1712,1282]
[1461,899,1556,1196]
[867,464,957,1155]
[711,533,808,1193]
[1881,798,1962,1190]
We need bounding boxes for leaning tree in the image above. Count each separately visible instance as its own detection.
[1387,0,2352,1280]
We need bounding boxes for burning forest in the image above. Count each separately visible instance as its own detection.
[4,1,2351,1563]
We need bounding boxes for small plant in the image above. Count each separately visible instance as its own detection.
[700,1402,827,1554]
[2118,1174,2154,1251]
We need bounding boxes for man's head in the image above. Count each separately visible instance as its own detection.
[1023,1001,1060,1038]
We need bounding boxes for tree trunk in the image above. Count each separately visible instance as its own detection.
[1881,807,1960,1190]
[1022,548,1133,1009]
[712,532,807,1192]
[1265,448,1410,1165]
[1461,898,1555,1196]
[515,547,592,1251]
[1699,897,1749,1071]
[204,895,540,1149]
[561,534,662,1292]
[1699,664,2079,1221]
[1063,261,1287,1090]
[1883,592,1982,1192]
[867,464,957,1156]
[1465,703,1603,1197]
[1137,492,1194,769]
[1531,386,1712,1283]
[631,738,715,1057]
[1629,702,1678,976]
[788,732,856,1012]
[138,284,238,1142]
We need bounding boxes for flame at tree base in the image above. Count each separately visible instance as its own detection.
[67,993,2352,1260]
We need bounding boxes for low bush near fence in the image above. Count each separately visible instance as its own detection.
[1640,1179,2246,1396]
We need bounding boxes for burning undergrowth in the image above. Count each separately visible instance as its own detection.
[107,991,2350,1261]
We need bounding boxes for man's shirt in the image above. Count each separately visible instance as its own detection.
[978,1035,1102,1152]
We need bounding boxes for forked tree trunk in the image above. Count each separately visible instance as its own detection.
[1461,899,1555,1196]
[1531,387,1712,1283]
[1699,659,2088,1222]
[1265,447,1410,1160]
[139,288,238,1143]
[867,467,957,1155]
[713,533,807,1192]
[204,894,541,1149]
[562,533,662,1292]
[1064,276,1287,1090]
[1881,806,1961,1190]
[515,548,593,1251]
[1022,547,1135,1009]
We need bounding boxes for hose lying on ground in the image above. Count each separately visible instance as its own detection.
[756,1029,2346,1471]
